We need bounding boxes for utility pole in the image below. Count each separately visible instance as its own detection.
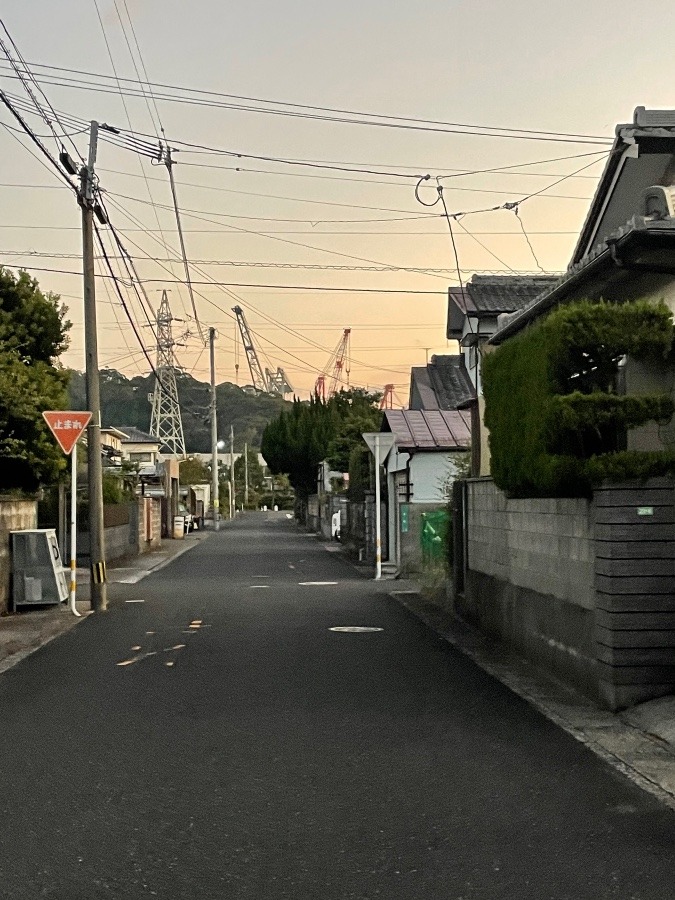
[244,443,249,508]
[230,426,235,517]
[209,328,219,531]
[80,121,107,611]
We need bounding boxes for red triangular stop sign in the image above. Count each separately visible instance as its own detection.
[42,410,92,455]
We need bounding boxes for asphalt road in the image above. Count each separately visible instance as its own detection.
[0,512,674,899]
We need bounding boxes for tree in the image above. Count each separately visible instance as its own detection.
[0,268,70,492]
[179,456,211,485]
[261,389,383,502]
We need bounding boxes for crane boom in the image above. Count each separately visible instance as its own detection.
[233,306,267,393]
[328,328,351,398]
[315,328,351,400]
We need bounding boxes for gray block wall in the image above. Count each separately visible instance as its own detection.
[459,479,597,698]
[458,477,675,710]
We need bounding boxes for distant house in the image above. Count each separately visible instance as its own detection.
[100,426,127,467]
[447,275,559,392]
[117,427,161,468]
[409,354,475,411]
[380,409,470,574]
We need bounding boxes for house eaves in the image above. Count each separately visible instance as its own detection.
[572,107,675,265]
[489,217,675,346]
[382,409,471,451]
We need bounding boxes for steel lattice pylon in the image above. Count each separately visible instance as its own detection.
[150,290,186,458]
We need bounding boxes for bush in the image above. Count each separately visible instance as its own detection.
[482,299,675,497]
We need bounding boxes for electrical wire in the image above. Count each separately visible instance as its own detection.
[0,60,612,145]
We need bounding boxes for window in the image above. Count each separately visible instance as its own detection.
[129,452,153,463]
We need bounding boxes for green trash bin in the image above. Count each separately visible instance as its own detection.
[420,509,450,564]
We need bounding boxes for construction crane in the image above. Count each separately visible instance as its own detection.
[380,384,394,410]
[315,328,351,400]
[232,305,292,397]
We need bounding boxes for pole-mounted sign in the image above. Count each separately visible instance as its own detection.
[43,411,92,615]
[42,411,91,454]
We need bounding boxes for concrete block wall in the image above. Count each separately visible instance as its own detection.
[0,498,37,614]
[459,479,597,697]
[458,477,675,709]
[466,479,594,609]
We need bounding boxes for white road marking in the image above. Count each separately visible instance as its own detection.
[249,585,270,589]
[299,581,338,586]
[329,627,384,633]
[125,599,144,603]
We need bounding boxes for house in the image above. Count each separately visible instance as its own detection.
[409,354,475,411]
[447,275,559,391]
[380,409,470,574]
[484,107,675,463]
[118,426,162,468]
[100,426,127,467]
[452,107,675,710]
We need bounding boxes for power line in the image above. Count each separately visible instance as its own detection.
[0,249,563,275]
[0,58,612,144]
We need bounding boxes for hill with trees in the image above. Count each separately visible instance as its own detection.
[68,368,291,453]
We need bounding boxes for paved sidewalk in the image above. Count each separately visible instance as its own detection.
[0,531,209,675]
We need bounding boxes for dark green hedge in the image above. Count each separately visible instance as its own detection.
[482,299,675,497]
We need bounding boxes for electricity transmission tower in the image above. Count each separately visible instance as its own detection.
[150,290,186,457]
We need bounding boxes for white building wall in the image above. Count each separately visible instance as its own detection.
[410,452,459,503]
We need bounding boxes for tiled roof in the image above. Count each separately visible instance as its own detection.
[117,426,159,444]
[449,275,560,316]
[409,355,475,411]
[382,409,471,451]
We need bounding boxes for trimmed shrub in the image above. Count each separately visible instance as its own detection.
[482,299,675,497]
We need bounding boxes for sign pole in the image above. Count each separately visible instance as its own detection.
[69,442,81,617]
[361,432,395,581]
[375,435,382,580]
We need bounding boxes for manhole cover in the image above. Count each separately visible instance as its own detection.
[329,626,384,633]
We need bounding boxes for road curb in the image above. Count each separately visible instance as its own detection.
[390,589,675,812]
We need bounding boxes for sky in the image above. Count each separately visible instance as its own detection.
[2,0,675,402]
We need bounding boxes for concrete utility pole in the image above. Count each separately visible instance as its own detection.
[230,426,235,517]
[80,121,107,611]
[244,443,249,508]
[209,328,219,531]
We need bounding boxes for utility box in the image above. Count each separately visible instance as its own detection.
[11,529,69,609]
[172,516,185,540]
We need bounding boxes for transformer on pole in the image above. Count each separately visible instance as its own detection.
[150,290,186,458]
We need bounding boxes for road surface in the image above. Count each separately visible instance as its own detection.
[0,512,673,899]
